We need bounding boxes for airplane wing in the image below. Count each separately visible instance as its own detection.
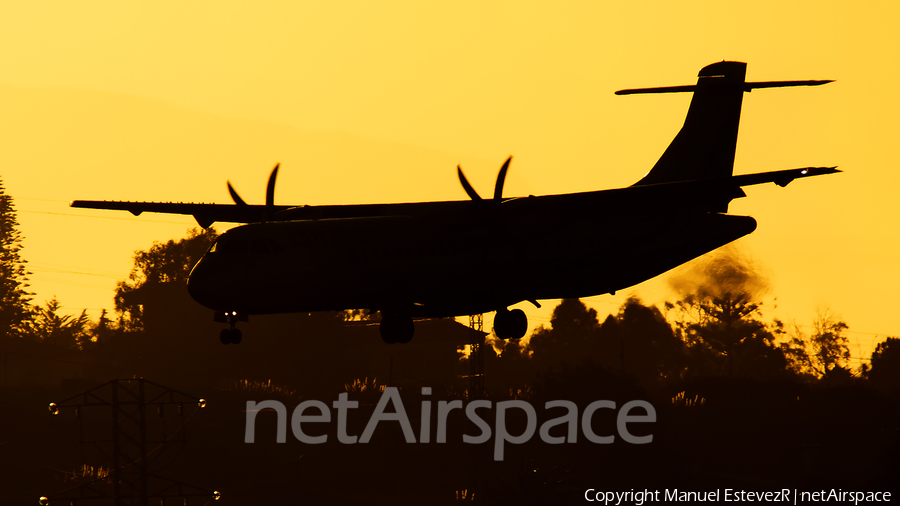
[70,166,839,227]
[68,198,476,228]
[67,201,298,228]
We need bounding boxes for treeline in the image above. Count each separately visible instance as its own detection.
[488,251,900,393]
[491,297,900,393]
[0,206,220,350]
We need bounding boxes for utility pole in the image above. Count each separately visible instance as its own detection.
[468,314,485,399]
[466,314,488,502]
[42,378,220,506]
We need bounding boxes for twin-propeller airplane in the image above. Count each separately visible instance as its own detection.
[72,61,838,345]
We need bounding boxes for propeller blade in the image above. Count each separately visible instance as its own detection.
[266,163,280,207]
[493,156,512,201]
[227,182,248,206]
[457,165,483,201]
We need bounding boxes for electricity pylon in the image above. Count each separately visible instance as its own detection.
[42,378,220,506]
[468,314,485,398]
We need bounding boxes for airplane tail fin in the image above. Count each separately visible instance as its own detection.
[620,61,832,187]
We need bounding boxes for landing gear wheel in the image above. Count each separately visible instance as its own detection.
[507,309,527,340]
[494,308,528,340]
[231,328,243,344]
[380,314,414,344]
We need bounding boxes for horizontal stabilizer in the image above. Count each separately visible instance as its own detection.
[631,166,841,192]
[743,80,834,91]
[624,166,840,212]
[517,165,842,215]
[615,79,833,95]
[728,166,840,187]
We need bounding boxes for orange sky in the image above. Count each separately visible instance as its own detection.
[0,1,897,361]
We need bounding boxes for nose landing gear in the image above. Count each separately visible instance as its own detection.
[214,311,247,345]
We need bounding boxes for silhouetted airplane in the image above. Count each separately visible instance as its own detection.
[72,61,837,345]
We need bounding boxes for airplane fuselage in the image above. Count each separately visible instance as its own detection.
[186,199,757,318]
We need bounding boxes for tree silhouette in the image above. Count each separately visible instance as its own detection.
[666,249,789,379]
[601,297,685,388]
[114,227,218,332]
[811,311,851,374]
[25,297,91,350]
[527,298,599,369]
[868,337,900,388]
[0,179,32,339]
[782,310,852,379]
[523,297,685,391]
[669,294,789,379]
[89,308,118,345]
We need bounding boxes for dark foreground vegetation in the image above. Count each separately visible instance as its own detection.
[0,182,898,503]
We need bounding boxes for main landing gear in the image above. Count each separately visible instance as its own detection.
[493,308,528,340]
[377,308,529,344]
[215,311,246,345]
[380,313,414,344]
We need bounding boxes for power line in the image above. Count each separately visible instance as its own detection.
[14,197,72,203]
[27,276,113,290]
[29,267,123,279]
[19,209,194,225]
[790,323,897,338]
